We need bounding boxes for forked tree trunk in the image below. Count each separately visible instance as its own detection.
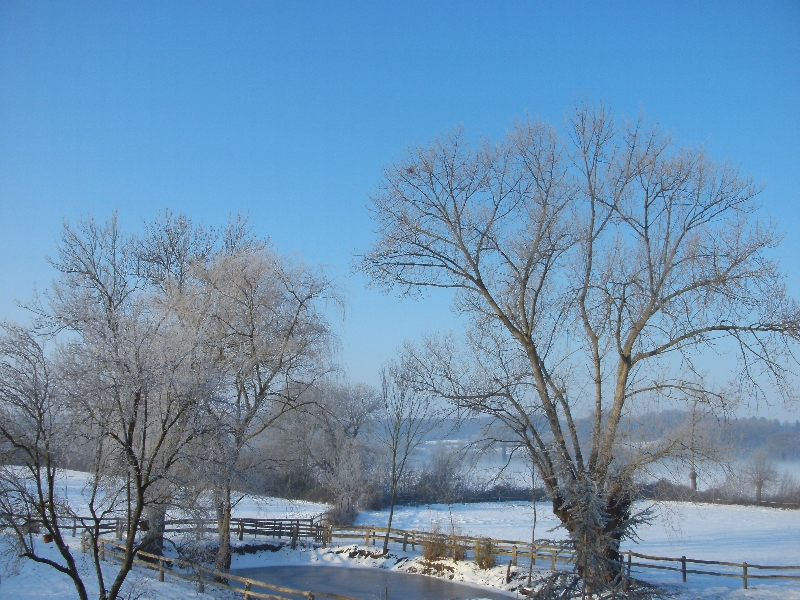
[553,489,632,586]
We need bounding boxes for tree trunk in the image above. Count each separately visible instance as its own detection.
[553,488,631,586]
[214,486,232,582]
[383,480,398,554]
[140,504,166,557]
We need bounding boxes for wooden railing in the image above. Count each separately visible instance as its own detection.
[327,524,575,570]
[68,515,325,545]
[97,538,358,600]
[65,515,800,591]
[622,550,800,590]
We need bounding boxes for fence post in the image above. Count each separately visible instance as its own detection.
[244,581,251,600]
[403,533,408,552]
[99,539,105,562]
[198,574,205,593]
[365,528,370,547]
[551,550,557,572]
[512,545,517,566]
[412,532,416,551]
[238,521,244,541]
[81,531,87,554]
[158,558,165,582]
[681,556,687,583]
[72,518,77,537]
[743,562,748,589]
[291,524,298,550]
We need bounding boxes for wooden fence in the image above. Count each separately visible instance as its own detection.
[66,515,325,546]
[622,549,800,590]
[96,538,358,600]
[46,515,800,591]
[327,524,574,571]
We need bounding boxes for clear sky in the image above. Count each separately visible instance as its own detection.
[1,1,798,419]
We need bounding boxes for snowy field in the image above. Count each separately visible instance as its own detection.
[357,501,800,565]
[356,501,800,597]
[2,470,799,599]
[51,469,329,520]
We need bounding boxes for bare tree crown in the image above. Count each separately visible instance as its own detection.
[360,104,799,581]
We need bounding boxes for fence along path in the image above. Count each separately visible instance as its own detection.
[95,537,357,600]
[67,515,800,591]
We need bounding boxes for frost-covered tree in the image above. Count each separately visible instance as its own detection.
[742,449,778,503]
[0,324,89,600]
[0,214,217,600]
[196,239,338,574]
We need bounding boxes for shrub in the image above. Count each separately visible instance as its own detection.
[422,523,448,561]
[448,523,468,562]
[474,537,496,569]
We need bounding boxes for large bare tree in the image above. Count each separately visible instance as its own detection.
[360,105,800,583]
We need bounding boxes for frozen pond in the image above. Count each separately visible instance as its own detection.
[231,565,515,600]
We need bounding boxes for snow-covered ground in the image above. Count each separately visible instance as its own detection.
[2,470,799,599]
[357,501,800,565]
[356,501,800,598]
[51,469,329,520]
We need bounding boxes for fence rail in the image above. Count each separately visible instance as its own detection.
[16,513,800,592]
[327,524,574,571]
[97,538,358,600]
[623,550,800,589]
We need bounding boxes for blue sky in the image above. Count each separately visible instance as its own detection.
[1,1,798,418]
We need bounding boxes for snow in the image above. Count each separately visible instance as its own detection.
[356,501,800,565]
[356,501,800,598]
[2,470,799,599]
[52,469,329,520]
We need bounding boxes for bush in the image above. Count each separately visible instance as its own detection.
[422,523,448,561]
[323,505,358,526]
[474,537,496,569]
[448,524,467,562]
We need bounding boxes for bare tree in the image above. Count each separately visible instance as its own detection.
[19,214,216,600]
[197,241,338,574]
[0,324,89,600]
[360,104,800,583]
[295,382,381,523]
[380,362,442,554]
[742,449,778,504]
